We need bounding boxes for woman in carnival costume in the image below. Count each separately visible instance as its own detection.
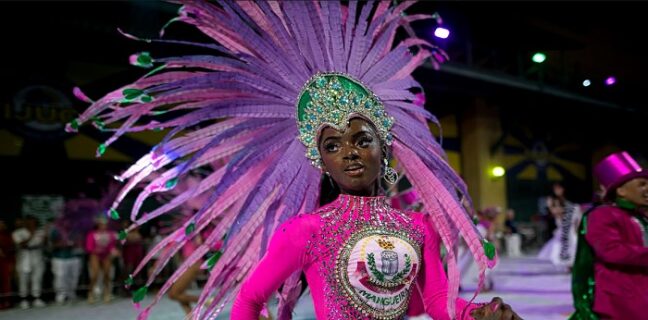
[537,183,581,271]
[68,1,520,319]
[86,215,118,303]
[163,170,226,314]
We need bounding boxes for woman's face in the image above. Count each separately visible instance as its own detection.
[97,221,108,231]
[319,118,383,196]
[553,183,565,197]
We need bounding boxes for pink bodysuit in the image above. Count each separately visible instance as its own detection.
[85,230,117,260]
[233,194,477,319]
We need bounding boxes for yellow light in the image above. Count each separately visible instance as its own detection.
[491,166,506,178]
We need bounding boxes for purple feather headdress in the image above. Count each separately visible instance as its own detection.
[68,1,495,318]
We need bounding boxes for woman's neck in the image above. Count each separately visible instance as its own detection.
[328,193,391,217]
[339,182,380,197]
[340,189,376,197]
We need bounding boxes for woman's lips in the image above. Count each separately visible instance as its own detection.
[344,164,365,177]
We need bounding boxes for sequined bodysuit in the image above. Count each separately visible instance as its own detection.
[232,194,476,319]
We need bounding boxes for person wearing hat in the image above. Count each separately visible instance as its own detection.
[570,151,648,319]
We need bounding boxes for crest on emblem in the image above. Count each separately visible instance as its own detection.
[336,228,422,318]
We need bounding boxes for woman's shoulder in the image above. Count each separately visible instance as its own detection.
[400,210,428,225]
[279,211,323,232]
[268,213,322,251]
[399,211,447,237]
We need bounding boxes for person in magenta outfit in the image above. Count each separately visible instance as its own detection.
[571,151,648,319]
[85,216,117,303]
[0,219,15,309]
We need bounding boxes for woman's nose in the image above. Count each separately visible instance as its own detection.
[343,147,360,160]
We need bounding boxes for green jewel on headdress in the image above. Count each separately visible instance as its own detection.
[296,73,394,167]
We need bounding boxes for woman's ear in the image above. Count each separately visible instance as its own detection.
[318,157,328,174]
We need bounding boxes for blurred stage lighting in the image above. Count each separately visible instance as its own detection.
[434,27,450,39]
[605,76,616,86]
[491,166,506,178]
[532,52,546,63]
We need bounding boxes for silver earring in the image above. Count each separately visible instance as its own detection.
[383,158,398,185]
[325,172,337,189]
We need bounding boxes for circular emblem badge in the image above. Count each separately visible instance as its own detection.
[335,227,421,319]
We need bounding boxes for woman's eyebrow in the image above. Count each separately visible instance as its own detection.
[352,130,373,139]
[321,135,341,144]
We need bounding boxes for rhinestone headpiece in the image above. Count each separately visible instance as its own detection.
[296,73,394,167]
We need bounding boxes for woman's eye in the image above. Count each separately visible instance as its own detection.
[325,143,339,152]
[358,137,373,147]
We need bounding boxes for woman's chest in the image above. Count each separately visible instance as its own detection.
[313,222,424,319]
[94,232,112,247]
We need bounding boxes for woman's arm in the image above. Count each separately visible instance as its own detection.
[417,215,477,320]
[231,216,312,319]
[417,214,522,320]
[85,232,95,253]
